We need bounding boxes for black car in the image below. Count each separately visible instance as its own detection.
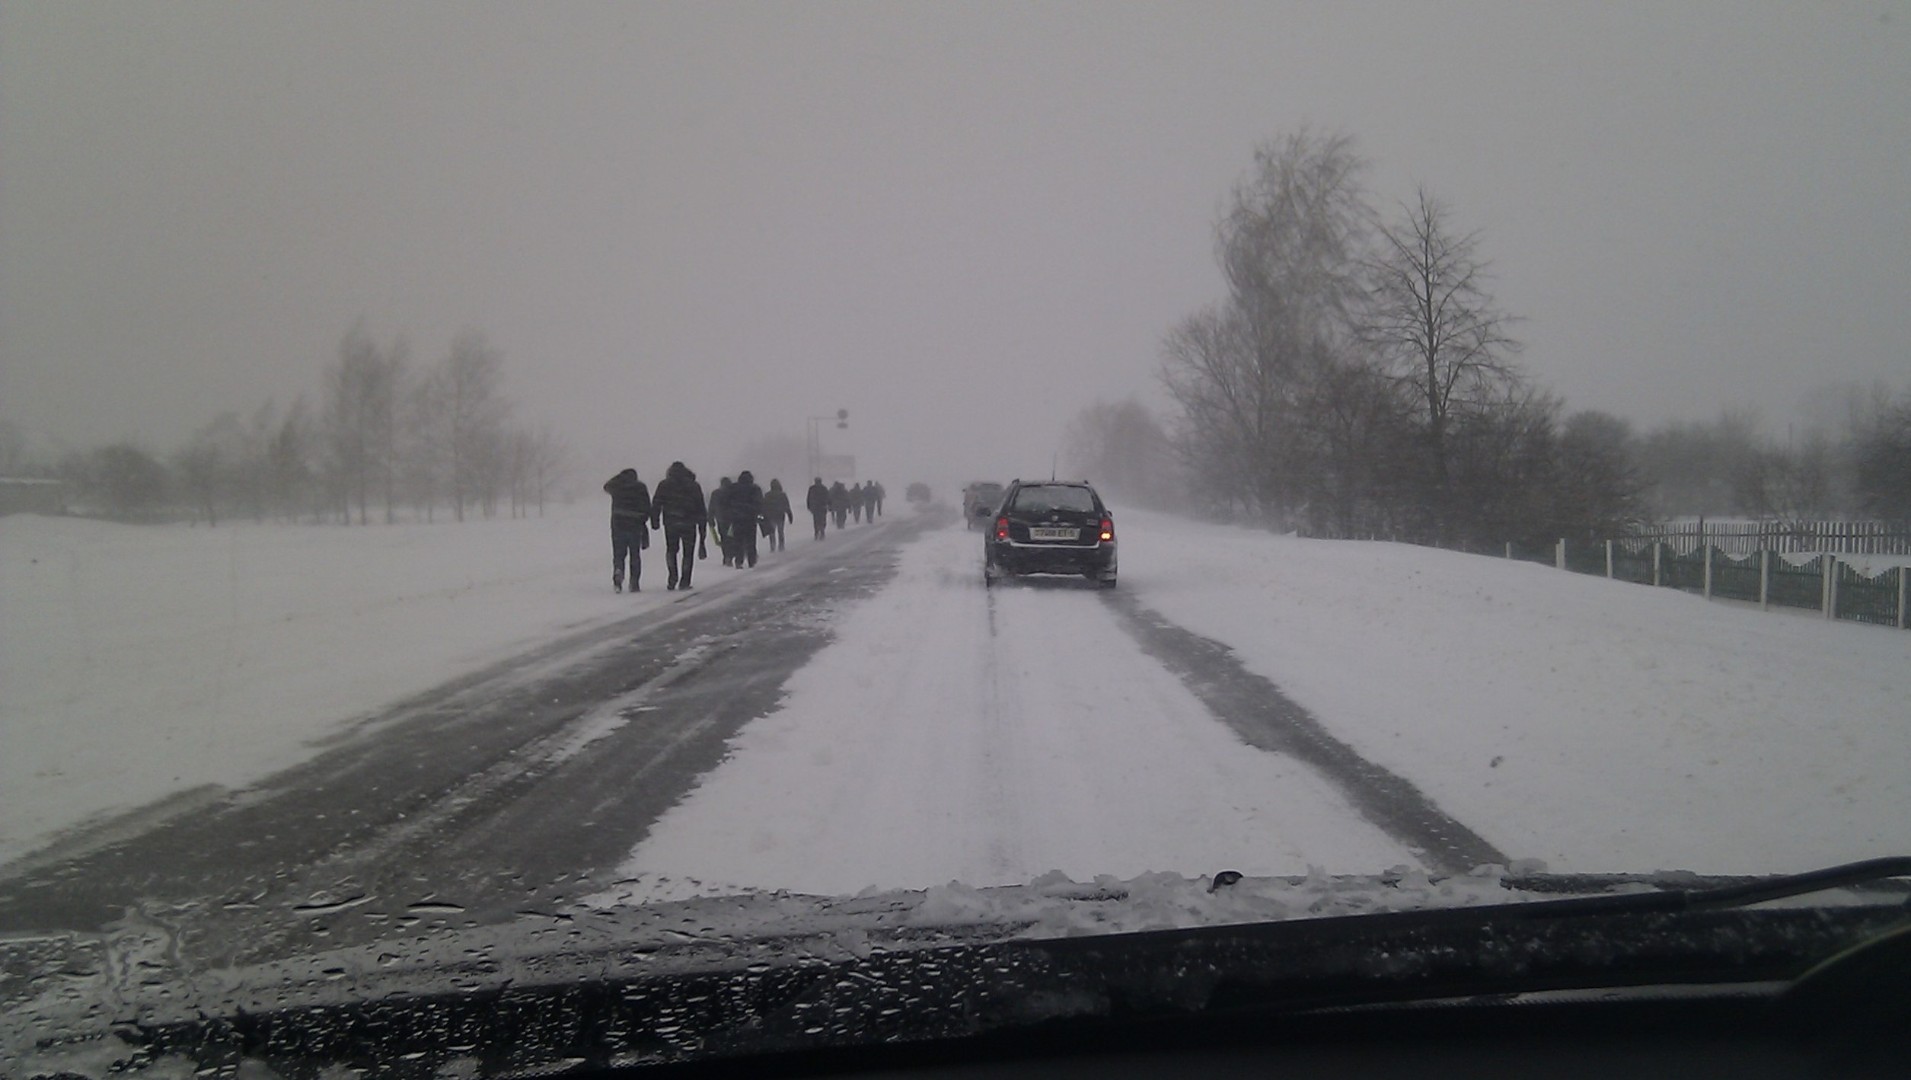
[983,479,1116,587]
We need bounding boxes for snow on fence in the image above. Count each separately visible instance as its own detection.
[1502,527,1910,631]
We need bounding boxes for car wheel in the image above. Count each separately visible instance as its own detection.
[1099,573,1117,589]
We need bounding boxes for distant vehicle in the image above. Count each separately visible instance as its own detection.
[983,479,1116,588]
[905,482,931,504]
[961,481,1005,530]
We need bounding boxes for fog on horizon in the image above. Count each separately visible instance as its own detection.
[1,2,1906,497]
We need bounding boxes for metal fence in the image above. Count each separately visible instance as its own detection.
[1501,534,1910,631]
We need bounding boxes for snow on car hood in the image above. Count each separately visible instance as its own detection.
[5,866,1544,1053]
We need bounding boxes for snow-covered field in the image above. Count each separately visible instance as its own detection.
[1114,510,1909,875]
[1,503,645,866]
[3,505,1906,882]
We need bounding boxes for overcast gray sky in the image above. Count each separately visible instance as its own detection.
[2,1,1906,492]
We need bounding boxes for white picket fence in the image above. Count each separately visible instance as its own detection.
[1629,520,1911,557]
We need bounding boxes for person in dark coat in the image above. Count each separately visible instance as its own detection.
[829,480,850,530]
[603,468,651,593]
[728,470,765,567]
[871,480,885,517]
[763,478,794,552]
[650,460,706,590]
[850,480,865,523]
[805,477,830,540]
[709,477,734,567]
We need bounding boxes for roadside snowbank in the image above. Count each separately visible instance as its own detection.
[1115,509,1911,874]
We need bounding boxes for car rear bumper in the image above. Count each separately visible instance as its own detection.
[988,540,1115,576]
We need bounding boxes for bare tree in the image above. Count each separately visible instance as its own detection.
[174,412,245,526]
[429,331,511,522]
[1361,187,1521,538]
[1851,388,1911,519]
[1446,387,1560,548]
[505,427,536,518]
[231,399,280,523]
[269,396,319,523]
[1550,410,1646,538]
[402,375,448,522]
[1635,411,1768,519]
[1060,398,1182,511]
[525,424,570,516]
[1291,349,1414,538]
[323,322,407,525]
[0,419,30,475]
[1158,303,1270,517]
[1166,130,1374,526]
[67,442,169,521]
[1219,129,1370,360]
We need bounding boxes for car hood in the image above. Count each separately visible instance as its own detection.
[7,864,1908,1076]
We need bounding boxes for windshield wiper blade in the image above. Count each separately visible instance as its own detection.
[1492,855,1911,922]
[1124,856,1911,947]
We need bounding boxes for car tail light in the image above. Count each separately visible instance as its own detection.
[1099,518,1114,542]
[995,517,1010,540]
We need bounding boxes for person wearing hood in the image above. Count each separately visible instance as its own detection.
[828,479,851,530]
[602,468,651,593]
[728,470,765,567]
[709,477,735,567]
[805,477,831,540]
[649,460,707,590]
[763,478,794,552]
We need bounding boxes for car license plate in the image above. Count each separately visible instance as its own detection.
[1029,527,1078,541]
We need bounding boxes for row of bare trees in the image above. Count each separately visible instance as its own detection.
[50,324,568,525]
[1068,131,1908,539]
[1634,393,1911,522]
[1141,130,1638,546]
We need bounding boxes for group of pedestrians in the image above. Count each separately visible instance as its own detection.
[603,466,883,593]
[804,478,885,539]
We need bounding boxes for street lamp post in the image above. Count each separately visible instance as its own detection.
[806,409,849,481]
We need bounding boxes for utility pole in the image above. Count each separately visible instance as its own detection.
[807,409,849,481]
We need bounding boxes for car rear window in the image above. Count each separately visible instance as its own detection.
[1011,486,1097,514]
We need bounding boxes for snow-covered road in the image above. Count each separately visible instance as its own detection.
[604,511,1911,900]
[604,526,1414,903]
[5,500,1906,913]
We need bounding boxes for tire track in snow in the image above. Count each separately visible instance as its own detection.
[977,588,1022,881]
[1100,590,1507,875]
[0,517,925,961]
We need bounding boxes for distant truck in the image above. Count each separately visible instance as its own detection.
[961,482,1005,530]
[905,482,932,505]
